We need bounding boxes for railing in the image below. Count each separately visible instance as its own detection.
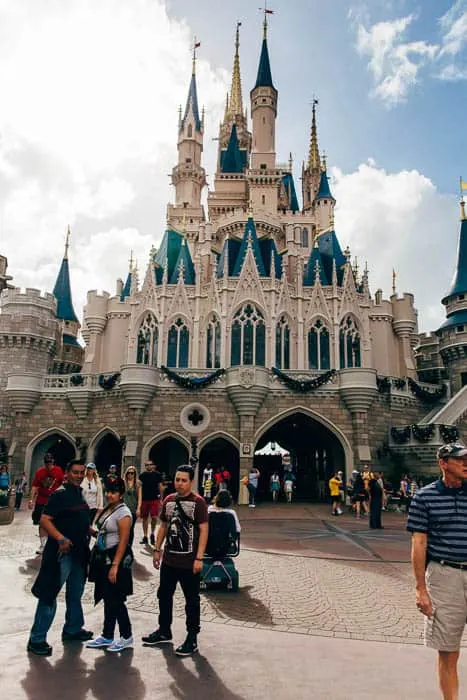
[42,372,121,391]
[426,385,467,425]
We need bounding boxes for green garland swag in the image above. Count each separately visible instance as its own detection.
[272,367,337,393]
[411,424,435,443]
[407,377,446,404]
[160,366,225,390]
[391,426,411,444]
[440,424,459,443]
[98,373,120,390]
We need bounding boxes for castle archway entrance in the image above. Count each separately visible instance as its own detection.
[94,433,123,477]
[254,410,348,502]
[29,431,76,479]
[149,437,189,481]
[199,437,240,501]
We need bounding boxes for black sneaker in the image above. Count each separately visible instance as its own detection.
[27,640,52,656]
[62,629,93,642]
[150,533,155,546]
[175,635,198,657]
[142,629,172,646]
[140,536,148,545]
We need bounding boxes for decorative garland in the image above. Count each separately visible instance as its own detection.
[391,426,411,444]
[272,367,337,393]
[440,424,459,443]
[411,424,435,443]
[160,366,225,390]
[70,374,84,386]
[98,373,121,390]
[407,377,446,404]
[393,378,407,390]
[377,376,391,394]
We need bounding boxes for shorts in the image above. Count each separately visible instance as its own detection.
[32,503,45,525]
[355,494,367,503]
[330,495,341,502]
[424,561,467,651]
[140,499,160,519]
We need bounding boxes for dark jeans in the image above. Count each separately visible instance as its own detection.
[15,492,24,510]
[158,563,200,635]
[103,597,132,639]
[370,500,382,528]
[129,513,136,547]
[247,484,257,505]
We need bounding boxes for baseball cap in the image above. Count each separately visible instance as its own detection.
[109,464,117,471]
[438,443,467,460]
[86,462,97,470]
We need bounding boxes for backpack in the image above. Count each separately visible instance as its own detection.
[206,511,237,558]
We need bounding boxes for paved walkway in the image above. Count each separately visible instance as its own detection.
[2,504,467,698]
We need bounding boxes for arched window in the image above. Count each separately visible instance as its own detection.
[136,313,158,366]
[308,319,330,370]
[275,315,290,369]
[167,318,190,368]
[206,315,221,369]
[339,316,361,368]
[301,228,309,248]
[231,304,265,367]
[187,124,193,138]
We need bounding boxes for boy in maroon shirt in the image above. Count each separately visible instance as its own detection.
[142,465,208,656]
[29,453,64,554]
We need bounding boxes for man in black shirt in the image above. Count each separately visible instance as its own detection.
[138,459,164,546]
[27,459,93,656]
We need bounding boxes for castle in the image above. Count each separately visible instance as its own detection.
[0,18,465,500]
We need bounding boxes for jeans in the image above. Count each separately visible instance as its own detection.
[103,597,132,640]
[247,484,257,505]
[370,500,382,529]
[158,563,200,635]
[29,554,86,643]
[15,492,23,510]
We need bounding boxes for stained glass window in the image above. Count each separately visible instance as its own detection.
[136,313,158,366]
[167,318,190,368]
[308,319,331,370]
[276,315,290,369]
[339,316,361,368]
[231,304,265,366]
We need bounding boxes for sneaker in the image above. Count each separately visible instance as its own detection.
[150,533,155,546]
[106,636,134,652]
[27,640,52,656]
[86,636,114,648]
[141,629,172,646]
[337,509,343,515]
[62,629,93,642]
[175,635,198,657]
[140,536,148,545]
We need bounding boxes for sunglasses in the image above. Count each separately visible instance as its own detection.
[127,471,136,474]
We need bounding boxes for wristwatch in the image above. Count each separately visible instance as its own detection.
[153,547,161,553]
[58,537,67,545]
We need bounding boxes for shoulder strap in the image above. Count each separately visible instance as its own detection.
[173,498,197,527]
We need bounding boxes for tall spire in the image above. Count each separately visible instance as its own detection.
[229,22,244,116]
[254,9,275,89]
[308,98,320,170]
[442,202,467,303]
[181,38,202,132]
[53,226,78,322]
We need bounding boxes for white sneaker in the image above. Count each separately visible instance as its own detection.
[106,636,134,652]
[86,636,114,648]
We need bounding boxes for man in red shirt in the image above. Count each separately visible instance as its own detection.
[29,453,64,555]
[142,465,208,656]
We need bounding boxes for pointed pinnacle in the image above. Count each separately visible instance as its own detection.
[64,225,71,260]
[229,22,244,116]
[308,99,320,171]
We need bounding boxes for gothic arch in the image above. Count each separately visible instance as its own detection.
[254,405,353,473]
[25,427,77,481]
[306,314,332,332]
[88,426,121,457]
[198,431,240,451]
[142,430,191,461]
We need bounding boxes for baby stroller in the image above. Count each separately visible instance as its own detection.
[200,510,240,592]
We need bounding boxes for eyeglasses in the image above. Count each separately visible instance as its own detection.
[127,471,136,474]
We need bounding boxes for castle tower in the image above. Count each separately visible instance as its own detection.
[52,226,83,374]
[167,42,207,233]
[436,200,467,392]
[314,162,336,235]
[302,100,322,213]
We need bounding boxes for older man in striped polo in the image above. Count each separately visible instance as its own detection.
[408,442,467,700]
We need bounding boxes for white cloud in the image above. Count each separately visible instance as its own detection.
[332,161,458,331]
[356,15,439,105]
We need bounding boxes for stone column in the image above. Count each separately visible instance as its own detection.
[119,365,159,470]
[339,368,377,466]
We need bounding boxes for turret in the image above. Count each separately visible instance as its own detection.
[167,41,206,230]
[250,15,277,170]
[314,160,336,233]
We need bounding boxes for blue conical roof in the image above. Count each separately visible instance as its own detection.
[216,238,241,278]
[318,230,346,285]
[281,173,300,213]
[232,217,267,277]
[442,218,467,303]
[153,228,183,283]
[315,170,335,200]
[259,238,283,277]
[120,271,132,301]
[53,257,78,322]
[181,72,202,132]
[254,38,275,90]
[304,246,328,286]
[169,238,195,284]
[221,124,246,173]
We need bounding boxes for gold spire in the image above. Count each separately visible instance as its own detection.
[308,98,320,171]
[64,225,71,260]
[224,92,230,121]
[392,268,396,294]
[129,250,134,272]
[461,199,466,221]
[229,22,243,116]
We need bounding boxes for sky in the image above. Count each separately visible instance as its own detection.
[0,0,467,332]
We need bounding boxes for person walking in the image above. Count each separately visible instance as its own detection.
[87,477,134,652]
[138,459,163,546]
[201,463,213,502]
[353,472,368,519]
[246,467,260,508]
[123,466,141,546]
[27,459,92,656]
[329,472,343,516]
[14,472,27,510]
[82,463,104,524]
[369,471,384,529]
[142,465,208,656]
[283,471,295,503]
[408,442,467,700]
[0,463,10,490]
[28,453,64,555]
[270,471,280,502]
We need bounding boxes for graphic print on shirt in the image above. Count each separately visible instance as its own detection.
[165,500,196,555]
